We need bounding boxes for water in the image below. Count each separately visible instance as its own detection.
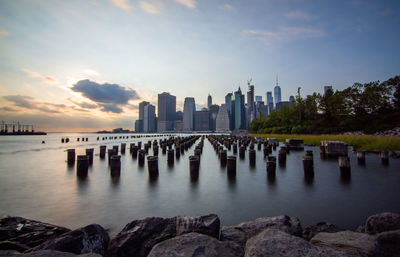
[0,133,399,236]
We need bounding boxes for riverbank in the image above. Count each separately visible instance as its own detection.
[249,133,400,151]
[1,212,399,256]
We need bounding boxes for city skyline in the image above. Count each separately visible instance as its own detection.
[0,0,399,131]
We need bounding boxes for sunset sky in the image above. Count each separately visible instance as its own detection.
[0,0,399,132]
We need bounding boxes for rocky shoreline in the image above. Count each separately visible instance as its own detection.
[1,212,399,257]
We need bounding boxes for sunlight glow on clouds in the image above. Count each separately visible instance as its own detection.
[0,29,9,36]
[22,69,58,84]
[174,0,197,9]
[110,0,133,12]
[139,1,161,14]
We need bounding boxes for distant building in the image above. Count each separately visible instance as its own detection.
[143,103,156,133]
[266,91,274,114]
[276,101,292,112]
[255,96,262,103]
[225,93,233,130]
[274,85,281,108]
[209,104,219,132]
[134,120,143,133]
[324,86,333,94]
[174,111,183,132]
[135,101,150,132]
[256,102,268,118]
[157,92,176,132]
[207,94,212,109]
[289,95,295,102]
[183,97,196,131]
[195,110,211,131]
[216,104,230,132]
[247,83,255,125]
[232,87,246,130]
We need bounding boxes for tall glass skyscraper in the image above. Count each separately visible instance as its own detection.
[274,85,281,108]
[266,91,274,114]
[232,87,246,130]
[157,92,176,132]
[183,97,196,131]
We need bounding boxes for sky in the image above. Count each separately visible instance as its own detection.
[0,0,399,132]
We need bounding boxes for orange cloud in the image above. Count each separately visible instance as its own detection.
[22,69,58,84]
[174,0,197,9]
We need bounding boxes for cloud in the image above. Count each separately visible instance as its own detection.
[243,26,325,44]
[69,99,98,109]
[71,79,139,113]
[3,95,61,113]
[0,106,17,112]
[83,69,100,76]
[22,69,58,84]
[285,10,313,20]
[110,0,133,12]
[0,29,9,36]
[139,1,160,14]
[218,3,234,11]
[174,0,197,9]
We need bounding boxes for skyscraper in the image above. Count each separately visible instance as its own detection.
[255,96,262,103]
[195,110,211,131]
[324,86,333,94]
[232,87,246,130]
[216,104,230,132]
[247,82,255,125]
[143,103,156,133]
[266,91,274,114]
[209,104,219,132]
[289,95,295,102]
[157,92,176,132]
[183,97,196,131]
[174,111,183,132]
[135,101,150,132]
[207,94,212,109]
[225,93,233,130]
[274,77,281,108]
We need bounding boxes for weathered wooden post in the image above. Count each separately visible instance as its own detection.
[112,145,119,154]
[249,149,256,166]
[227,156,236,176]
[120,143,126,154]
[108,149,116,164]
[138,150,146,166]
[162,144,167,154]
[85,148,94,165]
[132,145,138,159]
[220,150,227,166]
[302,155,314,176]
[257,142,262,151]
[147,156,159,178]
[189,155,200,181]
[357,151,366,165]
[175,146,181,159]
[194,149,201,162]
[233,144,237,155]
[110,155,121,177]
[138,141,142,149]
[67,149,75,165]
[381,151,389,165]
[338,156,351,173]
[278,149,286,167]
[239,146,245,159]
[99,145,106,159]
[167,149,174,166]
[263,148,269,159]
[153,145,159,156]
[76,155,89,177]
[266,156,276,179]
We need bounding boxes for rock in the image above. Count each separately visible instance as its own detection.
[365,212,400,234]
[148,232,243,257]
[105,214,220,257]
[310,230,379,257]
[0,217,70,249]
[32,224,109,256]
[244,229,346,257]
[376,229,400,257]
[302,222,342,241]
[356,226,365,233]
[0,249,101,256]
[0,241,29,252]
[220,215,302,247]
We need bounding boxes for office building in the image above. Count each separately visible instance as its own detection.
[143,103,156,133]
[225,93,233,130]
[174,111,183,132]
[232,87,246,130]
[324,86,333,94]
[255,96,262,103]
[209,104,219,132]
[266,91,274,114]
[274,83,281,108]
[195,110,211,131]
[289,95,295,102]
[207,94,212,109]
[157,92,176,132]
[134,120,143,133]
[183,97,196,131]
[247,83,255,125]
[216,104,230,132]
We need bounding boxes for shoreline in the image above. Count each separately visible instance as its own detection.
[1,212,399,256]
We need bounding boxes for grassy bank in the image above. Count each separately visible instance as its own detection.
[249,134,400,151]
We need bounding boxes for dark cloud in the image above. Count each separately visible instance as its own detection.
[3,95,61,114]
[71,79,139,105]
[100,104,123,113]
[0,106,17,112]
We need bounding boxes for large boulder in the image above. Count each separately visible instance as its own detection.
[0,217,70,251]
[376,229,400,257]
[310,231,379,257]
[148,232,243,257]
[244,229,346,257]
[302,222,342,241]
[220,215,302,247]
[365,212,400,234]
[0,249,101,257]
[32,224,109,256]
[105,214,220,257]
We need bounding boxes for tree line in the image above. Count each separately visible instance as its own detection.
[249,75,400,134]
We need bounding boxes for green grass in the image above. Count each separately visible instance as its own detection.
[249,133,400,151]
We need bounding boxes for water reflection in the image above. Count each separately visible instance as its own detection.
[148,174,159,187]
[340,171,351,185]
[190,170,199,184]
[267,172,276,186]
[227,171,236,188]
[304,174,314,186]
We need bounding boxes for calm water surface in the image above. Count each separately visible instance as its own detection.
[0,133,399,235]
